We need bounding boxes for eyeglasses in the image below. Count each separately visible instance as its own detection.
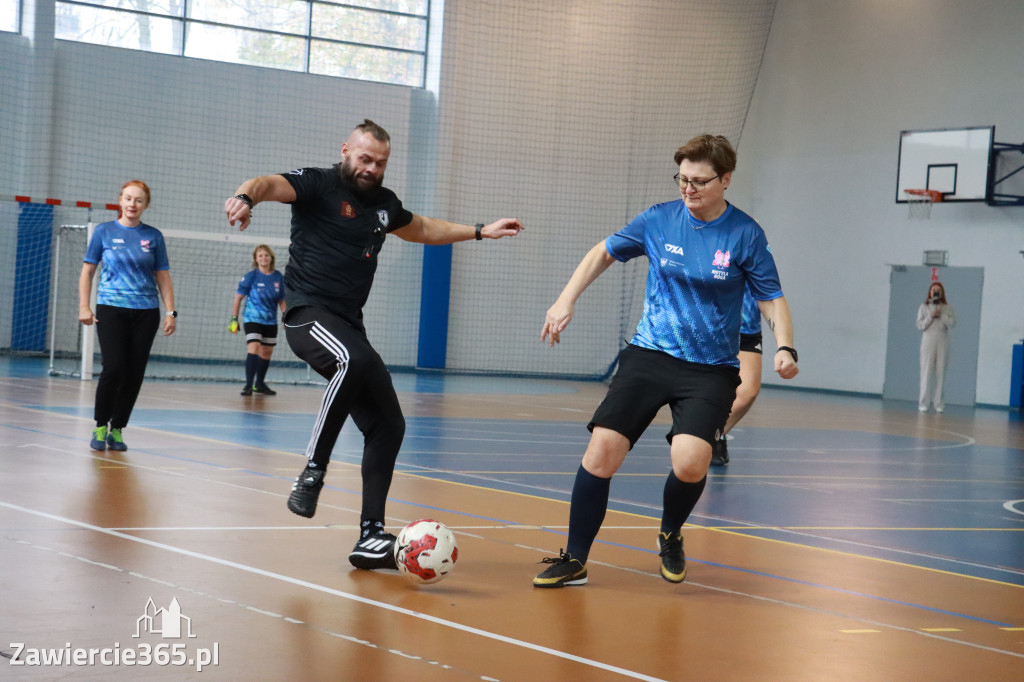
[674,174,719,190]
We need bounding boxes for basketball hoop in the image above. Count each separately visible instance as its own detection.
[904,189,942,219]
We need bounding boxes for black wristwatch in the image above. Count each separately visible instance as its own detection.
[235,193,254,209]
[475,223,484,240]
[777,346,798,362]
[166,310,178,318]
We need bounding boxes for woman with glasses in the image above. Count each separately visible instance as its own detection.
[534,134,798,588]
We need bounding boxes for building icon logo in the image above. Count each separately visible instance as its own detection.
[134,597,196,639]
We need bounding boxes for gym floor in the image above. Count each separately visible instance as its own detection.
[2,361,1022,680]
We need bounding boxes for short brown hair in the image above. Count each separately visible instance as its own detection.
[673,135,737,177]
[355,118,390,145]
[119,179,151,206]
[251,244,276,271]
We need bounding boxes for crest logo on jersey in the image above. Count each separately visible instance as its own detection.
[140,239,151,252]
[377,210,389,228]
[341,201,355,218]
[712,250,731,268]
[660,258,668,267]
[665,243,685,256]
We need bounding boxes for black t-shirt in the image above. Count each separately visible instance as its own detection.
[280,165,413,332]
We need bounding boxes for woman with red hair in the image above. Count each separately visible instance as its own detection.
[79,180,176,450]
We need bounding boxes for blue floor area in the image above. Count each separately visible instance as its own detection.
[36,404,1024,586]
[18,354,578,395]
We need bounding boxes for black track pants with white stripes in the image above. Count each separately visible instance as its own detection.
[284,305,405,522]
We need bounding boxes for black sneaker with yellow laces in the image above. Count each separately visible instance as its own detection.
[658,531,686,583]
[533,549,588,588]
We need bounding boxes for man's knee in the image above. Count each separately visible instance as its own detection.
[669,435,712,481]
[581,427,629,477]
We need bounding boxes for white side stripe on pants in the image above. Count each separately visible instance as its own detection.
[303,322,352,459]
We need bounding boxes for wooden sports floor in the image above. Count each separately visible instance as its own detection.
[2,362,1023,680]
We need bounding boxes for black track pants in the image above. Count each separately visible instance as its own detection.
[284,305,405,521]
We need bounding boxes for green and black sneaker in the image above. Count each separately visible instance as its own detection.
[106,428,127,452]
[90,425,108,451]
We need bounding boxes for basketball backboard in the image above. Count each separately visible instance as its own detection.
[895,126,994,202]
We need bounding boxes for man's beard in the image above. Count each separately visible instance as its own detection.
[338,158,383,198]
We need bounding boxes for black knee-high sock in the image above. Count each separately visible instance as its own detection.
[565,465,611,563]
[255,357,271,387]
[661,472,707,534]
[244,353,259,387]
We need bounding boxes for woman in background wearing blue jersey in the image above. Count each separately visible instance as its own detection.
[230,244,286,395]
[711,285,764,466]
[79,180,176,452]
[534,135,798,588]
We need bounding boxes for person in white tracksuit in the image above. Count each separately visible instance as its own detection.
[916,281,956,412]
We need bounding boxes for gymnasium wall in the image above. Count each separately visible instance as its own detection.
[0,0,776,379]
[731,0,1024,404]
[7,0,1019,403]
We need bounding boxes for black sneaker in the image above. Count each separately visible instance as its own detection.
[349,521,398,570]
[658,531,686,583]
[710,436,729,466]
[240,386,253,396]
[253,384,276,395]
[533,549,587,588]
[287,464,324,518]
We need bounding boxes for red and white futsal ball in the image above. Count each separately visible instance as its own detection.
[394,519,459,584]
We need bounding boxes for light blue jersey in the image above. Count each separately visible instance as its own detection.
[237,269,285,325]
[605,200,782,367]
[83,220,169,309]
[740,284,761,335]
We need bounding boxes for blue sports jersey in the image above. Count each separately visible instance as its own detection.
[605,200,782,367]
[740,284,762,335]
[83,220,170,309]
[237,269,285,325]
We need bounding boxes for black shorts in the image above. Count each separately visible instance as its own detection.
[243,322,278,346]
[588,344,740,448]
[739,332,763,354]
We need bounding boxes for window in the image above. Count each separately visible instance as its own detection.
[54,0,430,87]
[1,0,20,32]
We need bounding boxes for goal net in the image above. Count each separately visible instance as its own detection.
[2,0,777,383]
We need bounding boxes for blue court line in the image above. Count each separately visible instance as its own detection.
[5,412,1022,630]
[526,530,1020,627]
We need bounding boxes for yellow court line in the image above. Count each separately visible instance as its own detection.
[433,470,1017,484]
[704,526,1024,590]
[17,403,1021,591]
[395,470,1024,590]
[710,526,1024,532]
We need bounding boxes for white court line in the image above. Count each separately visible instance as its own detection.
[1004,500,1024,516]
[0,501,667,682]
